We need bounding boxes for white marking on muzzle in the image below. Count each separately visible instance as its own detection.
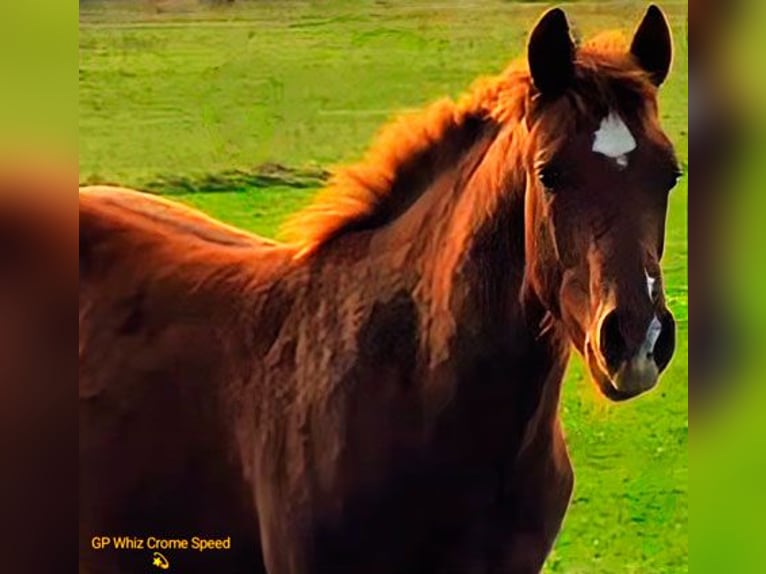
[642,315,663,357]
[614,315,663,393]
[593,111,636,168]
[645,270,657,301]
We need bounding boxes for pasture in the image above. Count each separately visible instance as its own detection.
[79,1,688,572]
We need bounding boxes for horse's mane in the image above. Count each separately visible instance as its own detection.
[282,32,657,252]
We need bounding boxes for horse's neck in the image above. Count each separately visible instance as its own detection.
[406,124,535,349]
[395,122,568,437]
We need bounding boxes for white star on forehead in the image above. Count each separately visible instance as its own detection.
[592,110,636,168]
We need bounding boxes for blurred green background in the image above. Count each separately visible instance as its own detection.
[79,1,688,572]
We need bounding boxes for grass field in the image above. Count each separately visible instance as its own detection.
[79,1,688,571]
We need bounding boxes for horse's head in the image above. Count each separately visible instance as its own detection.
[521,6,681,401]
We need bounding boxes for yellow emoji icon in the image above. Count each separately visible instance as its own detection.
[152,551,170,570]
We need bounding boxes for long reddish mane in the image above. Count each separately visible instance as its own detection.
[283,31,657,253]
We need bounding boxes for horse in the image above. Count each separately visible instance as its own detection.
[79,5,680,573]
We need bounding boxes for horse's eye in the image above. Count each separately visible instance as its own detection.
[538,166,562,191]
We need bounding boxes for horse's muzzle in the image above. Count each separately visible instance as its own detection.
[585,308,676,401]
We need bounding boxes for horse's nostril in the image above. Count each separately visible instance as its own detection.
[599,310,625,372]
[654,312,676,371]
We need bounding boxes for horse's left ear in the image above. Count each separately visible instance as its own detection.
[630,4,673,86]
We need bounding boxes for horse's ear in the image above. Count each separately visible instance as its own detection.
[630,4,673,86]
[527,8,575,97]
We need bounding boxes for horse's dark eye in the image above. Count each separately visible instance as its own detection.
[538,166,562,191]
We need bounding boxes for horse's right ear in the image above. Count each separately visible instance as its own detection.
[527,8,575,97]
[630,4,673,86]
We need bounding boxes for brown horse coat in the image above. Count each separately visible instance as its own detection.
[80,7,677,573]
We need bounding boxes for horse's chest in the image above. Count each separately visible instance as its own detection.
[294,440,563,574]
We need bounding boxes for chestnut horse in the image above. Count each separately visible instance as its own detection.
[80,6,680,573]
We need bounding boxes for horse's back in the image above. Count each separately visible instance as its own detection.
[79,186,280,573]
[80,185,278,249]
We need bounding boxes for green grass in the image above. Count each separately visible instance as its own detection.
[79,2,688,571]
